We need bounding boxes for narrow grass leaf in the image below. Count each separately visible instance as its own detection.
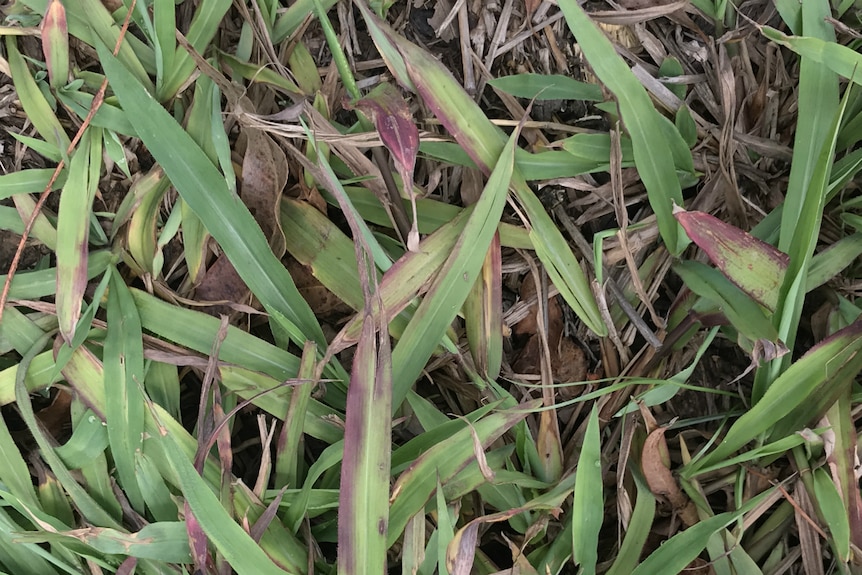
[0,307,46,356]
[606,470,656,575]
[158,0,231,100]
[693,318,862,470]
[572,405,603,574]
[54,409,109,469]
[272,0,338,43]
[125,168,171,274]
[218,52,303,96]
[0,169,65,200]
[276,342,316,489]
[55,128,100,342]
[104,271,146,512]
[97,42,328,351]
[130,288,300,380]
[24,523,192,562]
[812,468,850,562]
[0,412,39,508]
[558,0,686,254]
[630,512,740,575]
[5,35,70,153]
[338,318,392,573]
[390,118,516,408]
[674,261,778,342]
[806,233,862,291]
[489,73,603,101]
[463,233,502,379]
[150,0,176,93]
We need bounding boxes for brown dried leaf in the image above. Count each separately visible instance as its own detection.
[241,129,288,257]
[642,426,698,527]
[195,254,250,316]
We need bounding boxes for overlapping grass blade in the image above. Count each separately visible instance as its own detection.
[388,401,537,545]
[58,343,310,571]
[148,406,292,574]
[5,35,70,153]
[55,128,101,342]
[15,336,122,528]
[689,318,862,472]
[754,0,841,397]
[357,3,606,337]
[157,0,231,100]
[97,41,329,352]
[558,0,687,254]
[103,270,146,513]
[389,114,517,408]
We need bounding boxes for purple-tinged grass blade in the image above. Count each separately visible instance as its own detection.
[41,0,69,90]
[355,2,606,340]
[337,311,393,573]
[56,128,101,343]
[347,82,419,183]
[675,207,789,312]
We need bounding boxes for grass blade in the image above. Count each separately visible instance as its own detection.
[103,270,146,513]
[572,405,603,574]
[558,0,687,254]
[55,128,100,342]
[389,114,517,408]
[96,40,329,352]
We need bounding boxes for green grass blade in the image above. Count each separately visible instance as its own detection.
[558,0,687,254]
[96,41,329,352]
[572,405,603,574]
[692,318,862,470]
[489,73,603,101]
[390,119,516,408]
[631,512,739,575]
[55,128,100,342]
[5,35,70,153]
[158,0,231,100]
[337,318,392,573]
[0,169,65,200]
[103,270,146,513]
[606,469,656,575]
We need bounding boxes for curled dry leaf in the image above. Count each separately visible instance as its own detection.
[346,82,420,250]
[642,425,699,527]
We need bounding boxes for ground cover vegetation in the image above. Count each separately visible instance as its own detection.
[0,0,860,573]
